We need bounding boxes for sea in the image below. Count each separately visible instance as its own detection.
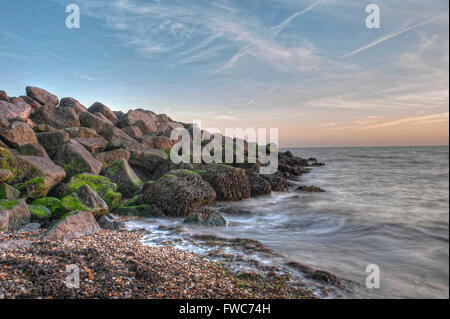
[127,146,449,299]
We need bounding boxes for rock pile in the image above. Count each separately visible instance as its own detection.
[0,86,320,237]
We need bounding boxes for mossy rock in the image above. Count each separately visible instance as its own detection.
[30,197,60,211]
[68,173,118,194]
[68,173,121,209]
[101,158,142,198]
[14,177,47,198]
[0,199,20,210]
[184,206,227,227]
[28,205,51,222]
[115,204,165,218]
[124,195,140,207]
[51,194,91,219]
[0,182,20,199]
[102,189,122,209]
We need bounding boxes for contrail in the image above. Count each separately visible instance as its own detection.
[272,0,322,35]
[341,15,444,59]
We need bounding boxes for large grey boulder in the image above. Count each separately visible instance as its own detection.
[117,109,158,134]
[0,100,32,121]
[0,199,31,232]
[54,139,103,178]
[36,130,70,158]
[30,104,80,129]
[88,102,117,125]
[73,137,108,154]
[79,112,141,150]
[59,97,88,116]
[18,143,49,158]
[129,148,168,175]
[140,170,216,217]
[0,121,37,148]
[26,86,58,106]
[141,135,173,150]
[43,210,100,241]
[95,149,130,166]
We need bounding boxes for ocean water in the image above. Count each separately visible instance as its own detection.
[128,146,449,299]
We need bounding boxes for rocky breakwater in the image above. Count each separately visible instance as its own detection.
[0,86,328,298]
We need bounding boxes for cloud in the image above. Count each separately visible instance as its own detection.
[272,0,322,35]
[341,15,445,59]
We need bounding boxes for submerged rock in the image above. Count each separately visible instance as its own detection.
[295,185,325,193]
[184,206,227,226]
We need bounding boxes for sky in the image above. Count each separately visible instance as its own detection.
[0,0,448,147]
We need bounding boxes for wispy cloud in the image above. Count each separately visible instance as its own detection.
[272,0,322,35]
[341,15,445,59]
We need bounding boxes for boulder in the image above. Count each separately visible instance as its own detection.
[0,183,20,199]
[295,185,325,193]
[18,143,49,158]
[196,164,251,201]
[59,97,88,116]
[1,151,66,199]
[140,170,216,217]
[115,204,164,217]
[11,96,41,110]
[129,148,168,175]
[73,137,107,154]
[246,170,272,196]
[0,100,32,121]
[101,158,142,198]
[54,139,103,178]
[0,121,37,148]
[36,130,70,158]
[79,112,141,150]
[0,115,9,130]
[52,184,108,219]
[97,213,123,230]
[33,124,58,133]
[30,197,60,211]
[28,205,51,223]
[0,169,13,182]
[141,135,173,150]
[0,90,8,101]
[64,127,102,139]
[184,206,227,226]
[122,126,143,140]
[88,102,117,124]
[260,171,289,191]
[0,199,31,231]
[152,161,198,180]
[117,109,157,134]
[66,173,121,209]
[43,211,100,241]
[95,149,130,166]
[30,104,80,129]
[26,86,58,106]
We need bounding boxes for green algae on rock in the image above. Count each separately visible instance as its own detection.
[184,206,227,227]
